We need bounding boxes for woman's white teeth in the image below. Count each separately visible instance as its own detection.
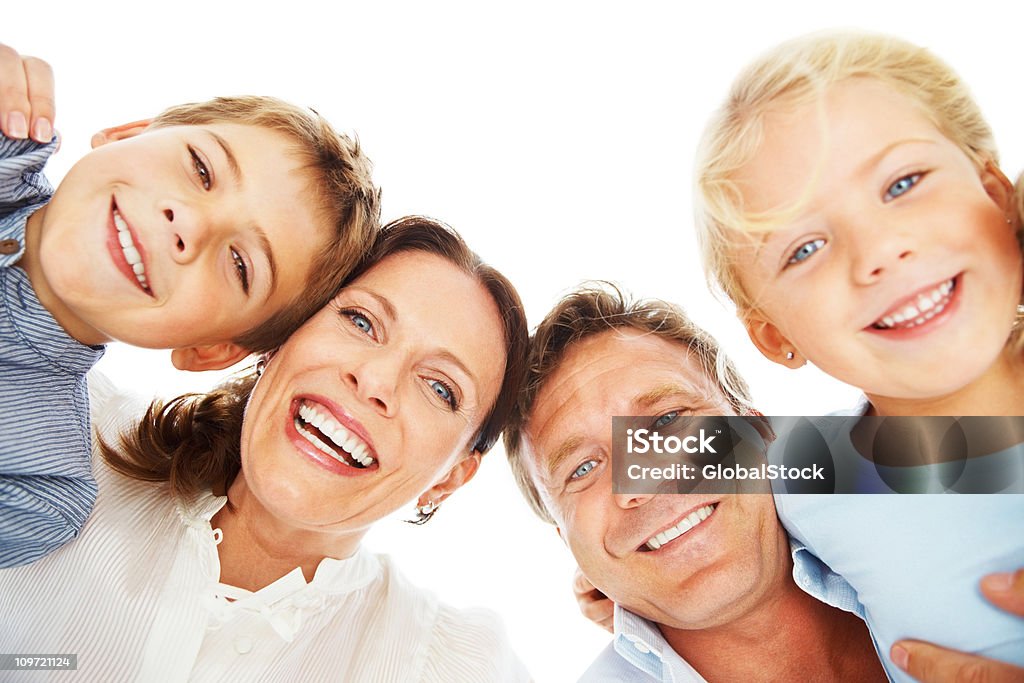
[296,402,375,468]
[114,209,149,291]
[645,504,715,551]
[874,279,954,330]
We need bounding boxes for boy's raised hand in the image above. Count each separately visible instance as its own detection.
[0,43,55,143]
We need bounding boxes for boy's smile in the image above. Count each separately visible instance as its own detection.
[733,78,1022,409]
[21,122,328,350]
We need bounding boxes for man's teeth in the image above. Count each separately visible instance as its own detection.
[874,279,954,330]
[114,209,149,291]
[296,402,375,468]
[645,504,715,551]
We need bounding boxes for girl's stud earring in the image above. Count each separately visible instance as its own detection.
[785,351,795,361]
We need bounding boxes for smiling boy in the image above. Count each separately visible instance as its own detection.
[0,50,380,567]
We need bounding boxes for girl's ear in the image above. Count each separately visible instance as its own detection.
[979,160,1016,218]
[90,119,153,148]
[743,312,806,369]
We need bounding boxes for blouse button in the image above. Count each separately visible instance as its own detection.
[234,636,254,654]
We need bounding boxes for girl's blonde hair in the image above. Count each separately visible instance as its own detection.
[694,30,999,312]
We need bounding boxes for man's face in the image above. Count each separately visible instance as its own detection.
[522,329,790,629]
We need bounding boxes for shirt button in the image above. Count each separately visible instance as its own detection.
[234,637,254,654]
[0,239,20,255]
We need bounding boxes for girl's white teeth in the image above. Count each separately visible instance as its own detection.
[296,401,375,468]
[645,504,715,551]
[114,209,149,291]
[873,279,954,330]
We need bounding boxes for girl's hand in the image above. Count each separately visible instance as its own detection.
[0,44,55,143]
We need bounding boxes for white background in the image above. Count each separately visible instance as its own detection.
[13,2,1024,680]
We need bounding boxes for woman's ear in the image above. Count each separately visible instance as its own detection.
[420,453,482,507]
[90,118,153,148]
[743,312,806,369]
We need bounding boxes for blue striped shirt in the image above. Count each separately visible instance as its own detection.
[0,135,105,567]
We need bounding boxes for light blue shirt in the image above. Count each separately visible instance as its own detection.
[579,540,868,682]
[0,135,105,567]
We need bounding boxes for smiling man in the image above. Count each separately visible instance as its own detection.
[504,283,887,682]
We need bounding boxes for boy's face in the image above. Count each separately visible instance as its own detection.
[30,122,328,354]
[733,79,1021,405]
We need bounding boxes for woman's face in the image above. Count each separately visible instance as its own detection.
[239,250,507,533]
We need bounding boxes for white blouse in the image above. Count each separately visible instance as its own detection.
[0,374,530,682]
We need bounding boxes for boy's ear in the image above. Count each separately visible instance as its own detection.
[743,312,805,369]
[90,118,153,148]
[171,343,251,372]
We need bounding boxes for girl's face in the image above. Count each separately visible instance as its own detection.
[238,250,506,536]
[732,78,1020,404]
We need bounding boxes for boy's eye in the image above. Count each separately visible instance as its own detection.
[428,379,459,411]
[787,238,826,266]
[230,248,250,294]
[188,146,212,190]
[570,459,598,481]
[653,411,679,429]
[885,173,922,201]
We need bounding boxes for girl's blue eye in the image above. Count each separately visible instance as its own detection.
[429,379,458,410]
[571,460,597,480]
[886,173,922,201]
[654,412,678,429]
[349,312,373,335]
[787,238,826,265]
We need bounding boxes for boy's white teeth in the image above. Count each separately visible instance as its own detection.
[296,401,375,468]
[114,208,149,291]
[644,504,715,551]
[872,279,954,330]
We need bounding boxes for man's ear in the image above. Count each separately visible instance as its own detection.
[979,159,1016,220]
[421,452,482,506]
[743,312,805,369]
[90,118,154,148]
[171,343,252,372]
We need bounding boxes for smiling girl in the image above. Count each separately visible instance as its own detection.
[693,30,1024,681]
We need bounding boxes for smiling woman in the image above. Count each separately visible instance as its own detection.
[0,217,531,682]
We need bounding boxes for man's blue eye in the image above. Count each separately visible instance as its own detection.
[886,173,922,201]
[787,238,826,265]
[654,412,678,429]
[571,460,597,480]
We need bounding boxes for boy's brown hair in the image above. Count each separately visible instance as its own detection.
[151,96,381,353]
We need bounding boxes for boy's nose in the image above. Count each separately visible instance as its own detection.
[161,202,214,264]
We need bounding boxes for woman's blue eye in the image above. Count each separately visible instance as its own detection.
[571,460,597,480]
[430,379,458,410]
[349,313,373,335]
[886,173,922,201]
[654,412,678,429]
[787,238,826,265]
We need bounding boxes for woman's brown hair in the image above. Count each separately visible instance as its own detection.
[101,216,529,498]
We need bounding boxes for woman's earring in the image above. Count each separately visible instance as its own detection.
[255,358,267,376]
[409,500,439,525]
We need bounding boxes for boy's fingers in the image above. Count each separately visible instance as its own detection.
[980,569,1024,616]
[0,44,31,139]
[892,640,1024,683]
[580,594,614,633]
[22,56,55,143]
